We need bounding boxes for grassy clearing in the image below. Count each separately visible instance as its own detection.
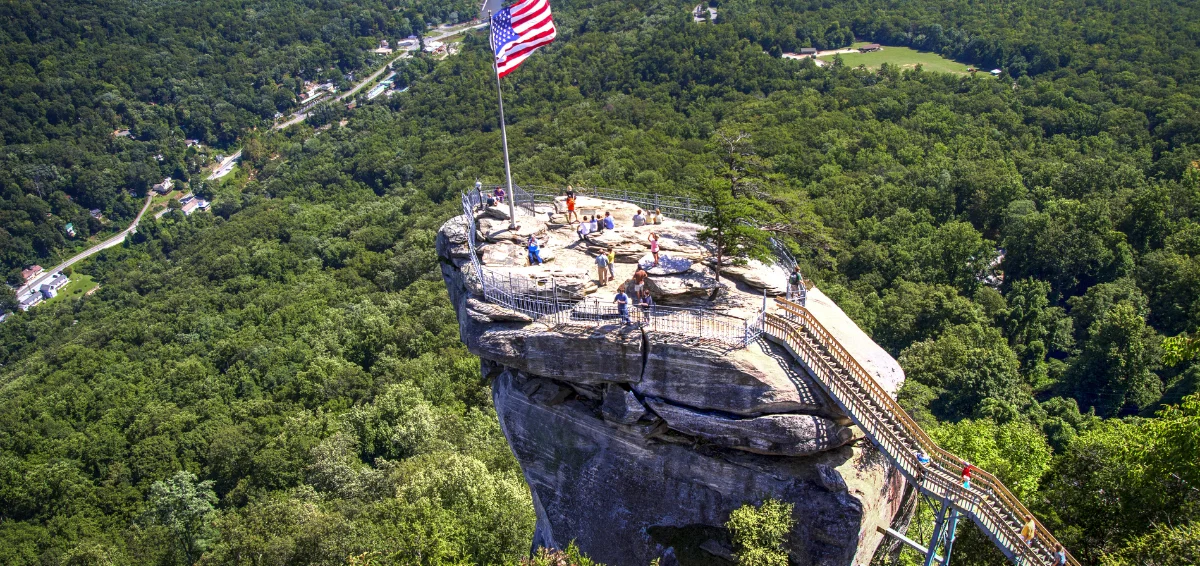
[820,43,974,75]
[43,273,98,305]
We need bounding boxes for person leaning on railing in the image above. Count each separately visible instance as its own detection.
[614,286,631,325]
[638,289,654,323]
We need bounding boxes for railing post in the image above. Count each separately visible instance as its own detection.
[553,277,560,325]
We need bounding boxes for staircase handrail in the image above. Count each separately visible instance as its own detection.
[765,298,1078,566]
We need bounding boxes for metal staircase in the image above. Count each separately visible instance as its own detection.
[762,298,1078,566]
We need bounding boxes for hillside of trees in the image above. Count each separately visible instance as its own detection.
[0,0,476,282]
[2,0,1199,564]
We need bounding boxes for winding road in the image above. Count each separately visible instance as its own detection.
[275,22,488,130]
[16,194,155,298]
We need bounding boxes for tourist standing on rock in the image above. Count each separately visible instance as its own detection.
[632,268,648,297]
[787,266,803,301]
[614,285,631,324]
[596,252,610,286]
[606,247,616,278]
[565,192,579,223]
[603,211,615,230]
[648,232,660,267]
[527,235,544,266]
[633,209,646,227]
[578,216,591,241]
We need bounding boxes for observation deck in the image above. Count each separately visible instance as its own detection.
[443,185,1078,566]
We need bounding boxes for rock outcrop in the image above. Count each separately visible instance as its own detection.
[438,205,912,566]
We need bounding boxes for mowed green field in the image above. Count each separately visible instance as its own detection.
[43,273,98,305]
[819,43,974,75]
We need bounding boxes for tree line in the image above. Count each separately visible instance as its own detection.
[0,0,1198,564]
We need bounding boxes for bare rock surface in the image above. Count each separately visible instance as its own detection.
[642,264,719,303]
[639,254,693,275]
[643,397,857,456]
[602,384,648,425]
[721,259,789,295]
[437,197,911,565]
[493,368,910,566]
[801,287,906,397]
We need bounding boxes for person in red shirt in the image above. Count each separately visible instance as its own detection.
[961,461,974,481]
[565,193,578,223]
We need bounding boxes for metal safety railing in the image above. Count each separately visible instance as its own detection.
[521,184,709,223]
[763,297,1078,566]
[459,190,763,347]
[477,182,802,272]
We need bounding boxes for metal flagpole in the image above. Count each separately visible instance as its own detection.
[489,10,518,231]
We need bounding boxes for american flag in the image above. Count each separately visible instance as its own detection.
[489,0,557,78]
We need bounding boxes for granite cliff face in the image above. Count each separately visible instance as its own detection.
[438,206,913,566]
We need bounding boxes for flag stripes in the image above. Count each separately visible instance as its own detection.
[490,0,557,78]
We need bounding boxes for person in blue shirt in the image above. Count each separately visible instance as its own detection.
[638,289,654,322]
[527,235,544,265]
[1053,544,1067,565]
[603,211,615,230]
[614,286,630,324]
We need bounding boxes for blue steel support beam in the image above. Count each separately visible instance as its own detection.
[943,507,961,565]
[924,499,952,566]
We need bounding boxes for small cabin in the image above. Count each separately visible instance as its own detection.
[859,44,882,53]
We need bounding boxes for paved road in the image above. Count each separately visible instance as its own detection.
[275,22,487,130]
[207,149,243,180]
[17,194,155,297]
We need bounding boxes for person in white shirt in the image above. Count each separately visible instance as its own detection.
[577,216,592,241]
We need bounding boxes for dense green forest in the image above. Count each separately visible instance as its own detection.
[0,0,476,281]
[2,0,1200,564]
